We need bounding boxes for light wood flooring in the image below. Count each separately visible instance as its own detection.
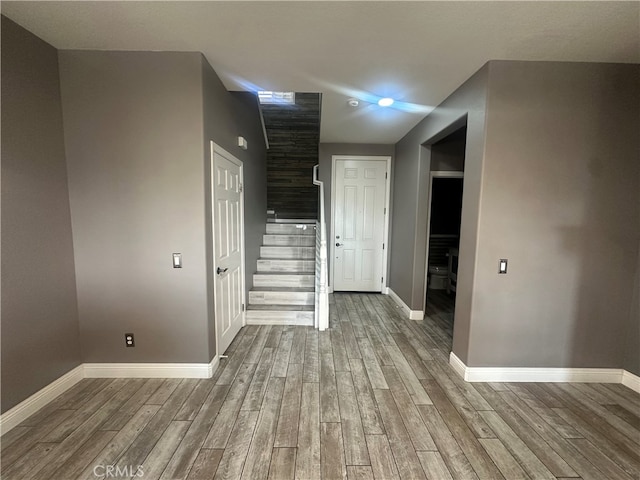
[2,293,639,479]
[425,289,455,334]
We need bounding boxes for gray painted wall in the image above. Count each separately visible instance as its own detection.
[228,91,268,304]
[431,129,466,172]
[471,61,639,369]
[58,51,267,365]
[391,60,640,371]
[59,51,211,364]
[391,65,489,363]
[202,55,268,356]
[1,17,81,413]
[624,248,640,375]
[318,143,395,284]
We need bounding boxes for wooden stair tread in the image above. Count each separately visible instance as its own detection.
[258,257,314,260]
[254,272,314,276]
[267,218,316,224]
[247,304,315,311]
[264,233,315,237]
[250,287,315,292]
[261,245,315,248]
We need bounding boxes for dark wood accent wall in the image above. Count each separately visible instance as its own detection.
[262,93,321,219]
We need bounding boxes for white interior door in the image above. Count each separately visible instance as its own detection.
[333,159,388,291]
[212,144,244,356]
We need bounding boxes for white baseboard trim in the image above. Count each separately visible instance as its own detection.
[209,355,220,378]
[449,351,468,380]
[449,352,640,393]
[0,365,84,435]
[386,287,424,320]
[622,370,640,392]
[1,357,222,435]
[84,362,215,379]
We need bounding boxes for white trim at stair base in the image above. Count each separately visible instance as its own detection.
[449,352,640,393]
[386,287,424,320]
[0,358,221,435]
[246,318,314,326]
[0,365,84,435]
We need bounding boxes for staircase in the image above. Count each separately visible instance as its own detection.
[246,220,317,325]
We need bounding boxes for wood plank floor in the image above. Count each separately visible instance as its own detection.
[2,293,639,479]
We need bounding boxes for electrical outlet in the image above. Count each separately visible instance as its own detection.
[125,333,135,347]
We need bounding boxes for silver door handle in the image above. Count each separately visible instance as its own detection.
[336,243,343,247]
[216,267,228,275]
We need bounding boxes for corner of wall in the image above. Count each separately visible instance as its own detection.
[1,15,82,413]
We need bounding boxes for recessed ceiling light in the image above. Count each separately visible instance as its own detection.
[378,97,394,107]
[348,98,359,107]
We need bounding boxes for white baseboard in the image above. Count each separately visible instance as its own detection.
[448,351,468,380]
[622,370,640,392]
[449,352,640,393]
[209,355,220,378]
[0,365,84,435]
[1,357,222,435]
[386,287,424,320]
[84,361,216,379]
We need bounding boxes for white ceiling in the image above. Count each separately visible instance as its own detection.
[2,1,638,144]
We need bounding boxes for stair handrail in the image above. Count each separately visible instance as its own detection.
[312,165,329,331]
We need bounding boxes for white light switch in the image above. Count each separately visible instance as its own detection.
[499,259,507,274]
[173,253,182,268]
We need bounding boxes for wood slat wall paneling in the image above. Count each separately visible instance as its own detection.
[262,93,321,218]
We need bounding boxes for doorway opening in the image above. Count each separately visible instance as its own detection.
[424,126,466,333]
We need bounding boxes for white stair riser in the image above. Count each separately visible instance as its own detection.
[263,235,315,247]
[245,310,314,325]
[257,259,315,273]
[253,274,315,288]
[260,246,315,259]
[249,291,315,306]
[266,224,316,235]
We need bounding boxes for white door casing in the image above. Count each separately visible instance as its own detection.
[331,156,390,292]
[211,143,245,356]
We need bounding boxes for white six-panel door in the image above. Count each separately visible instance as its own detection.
[212,144,244,356]
[333,158,388,291]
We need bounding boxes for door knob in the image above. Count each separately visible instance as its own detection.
[336,243,343,247]
[216,267,228,275]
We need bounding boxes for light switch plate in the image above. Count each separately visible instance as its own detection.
[499,259,508,274]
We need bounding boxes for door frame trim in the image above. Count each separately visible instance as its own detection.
[210,141,246,360]
[423,171,464,315]
[330,155,392,292]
